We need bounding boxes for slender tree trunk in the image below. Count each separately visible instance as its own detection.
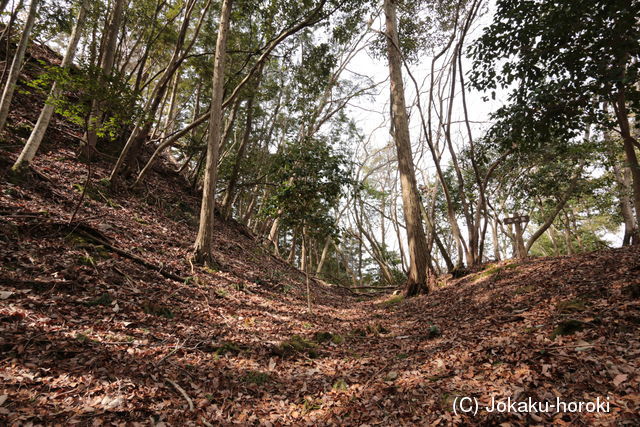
[390,193,408,273]
[548,225,560,256]
[563,215,574,255]
[353,215,397,285]
[193,0,232,266]
[384,0,429,296]
[162,70,181,139]
[618,124,640,243]
[302,230,312,313]
[221,67,263,219]
[268,215,281,256]
[0,0,39,133]
[112,0,210,179]
[12,0,88,171]
[241,193,257,224]
[334,241,359,288]
[513,220,527,258]
[81,0,125,159]
[612,162,638,245]
[419,197,453,271]
[288,231,297,264]
[525,168,582,254]
[315,236,331,275]
[491,217,501,261]
[0,0,25,71]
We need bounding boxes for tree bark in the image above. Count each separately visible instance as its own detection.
[302,230,312,313]
[491,217,501,261]
[193,0,232,266]
[161,70,181,139]
[384,0,429,296]
[111,0,210,179]
[612,162,638,245]
[221,67,263,219]
[12,0,88,171]
[615,102,640,244]
[524,168,582,254]
[0,0,39,132]
[315,236,331,275]
[81,0,125,159]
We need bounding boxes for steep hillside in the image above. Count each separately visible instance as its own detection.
[1,42,639,426]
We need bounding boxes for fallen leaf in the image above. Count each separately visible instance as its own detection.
[613,374,628,387]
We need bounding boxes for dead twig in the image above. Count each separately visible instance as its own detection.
[61,223,187,282]
[166,379,194,411]
[156,340,183,366]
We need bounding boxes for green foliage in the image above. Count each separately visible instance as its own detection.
[469,0,640,148]
[243,370,270,385]
[28,64,142,141]
[85,293,112,306]
[382,294,404,306]
[330,334,344,344]
[142,302,174,319]
[273,335,318,358]
[332,378,348,391]
[552,319,585,339]
[214,288,229,298]
[261,137,352,242]
[557,298,587,313]
[214,342,242,356]
[77,254,95,267]
[369,0,468,62]
[313,331,334,342]
[33,0,75,41]
[427,324,441,338]
[311,331,344,344]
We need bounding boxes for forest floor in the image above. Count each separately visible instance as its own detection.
[1,43,640,426]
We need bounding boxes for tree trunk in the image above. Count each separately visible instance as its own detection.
[221,67,263,219]
[81,0,125,159]
[612,162,638,245]
[0,0,25,75]
[0,0,39,133]
[12,0,88,171]
[548,225,560,256]
[268,214,281,256]
[419,196,453,271]
[302,230,312,313]
[111,0,210,179]
[287,231,298,265]
[193,0,232,266]
[384,0,429,297]
[161,70,181,139]
[618,124,640,244]
[525,168,582,254]
[491,217,501,261]
[315,236,331,275]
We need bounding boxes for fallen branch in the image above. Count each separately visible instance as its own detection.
[345,285,397,290]
[60,222,187,283]
[350,291,387,297]
[166,379,194,411]
[156,340,183,366]
[330,283,397,294]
